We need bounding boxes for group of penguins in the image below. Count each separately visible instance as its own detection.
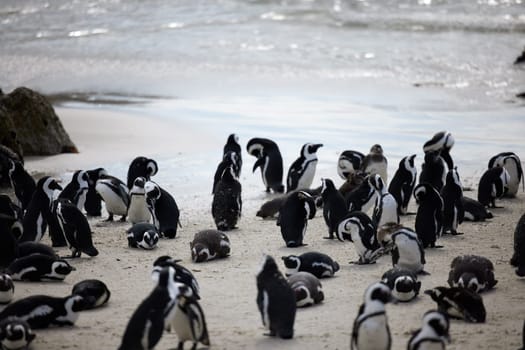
[0,130,523,349]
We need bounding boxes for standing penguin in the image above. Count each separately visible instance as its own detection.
[0,318,36,350]
[345,175,377,214]
[447,255,498,293]
[320,178,347,239]
[8,160,35,212]
[126,156,158,189]
[95,175,129,222]
[212,151,242,194]
[381,268,421,302]
[20,176,62,243]
[338,150,365,181]
[152,256,200,300]
[441,168,464,235]
[211,166,241,231]
[351,282,394,350]
[414,183,444,248]
[286,143,323,192]
[190,229,231,263]
[388,155,417,215]
[256,255,296,339]
[247,137,285,193]
[0,273,14,304]
[488,152,523,197]
[425,286,486,323]
[58,170,89,211]
[287,272,324,307]
[223,133,242,176]
[277,190,316,247]
[379,225,427,275]
[360,144,388,184]
[511,213,525,277]
[478,167,510,208]
[337,211,382,265]
[407,310,450,350]
[168,292,210,350]
[423,131,455,170]
[84,167,107,217]
[127,177,151,224]
[419,151,447,192]
[370,174,399,228]
[145,181,181,238]
[282,252,340,278]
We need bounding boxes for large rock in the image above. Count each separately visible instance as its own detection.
[0,87,77,156]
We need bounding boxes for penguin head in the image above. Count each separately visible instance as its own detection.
[140,230,159,249]
[422,310,450,342]
[320,178,336,194]
[368,173,385,193]
[257,254,279,278]
[402,154,417,170]
[0,273,14,292]
[73,170,89,189]
[146,159,159,178]
[144,181,161,203]
[294,285,312,307]
[86,168,108,186]
[0,319,36,344]
[458,273,482,293]
[38,176,63,198]
[63,294,87,313]
[369,144,383,155]
[246,139,264,158]
[392,276,420,302]
[301,143,323,158]
[133,177,146,189]
[52,259,75,277]
[364,282,394,304]
[227,133,240,147]
[413,183,428,203]
[281,255,301,275]
[191,243,210,263]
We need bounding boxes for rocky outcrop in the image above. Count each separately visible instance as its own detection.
[0,87,77,157]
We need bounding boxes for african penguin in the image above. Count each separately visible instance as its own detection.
[6,253,75,281]
[58,170,89,211]
[414,183,444,248]
[95,175,129,221]
[212,151,242,194]
[320,178,348,239]
[126,156,158,189]
[190,229,231,263]
[145,181,181,238]
[256,195,286,219]
[337,150,365,180]
[379,225,427,275]
[488,152,523,197]
[407,310,450,350]
[20,176,62,243]
[336,211,382,265]
[477,166,510,208]
[344,175,377,214]
[381,268,421,302]
[286,143,323,192]
[211,166,241,231]
[7,160,35,212]
[360,144,388,185]
[0,294,86,329]
[256,255,296,339]
[351,282,393,350]
[277,190,316,247]
[447,255,497,293]
[461,196,493,222]
[127,222,159,250]
[423,131,455,170]
[282,251,340,278]
[127,176,151,224]
[0,273,14,304]
[287,271,324,307]
[84,167,107,217]
[388,154,417,215]
[425,286,486,323]
[246,137,285,193]
[511,213,525,276]
[168,293,210,350]
[441,168,464,235]
[152,256,200,299]
[0,318,36,350]
[419,151,447,192]
[223,133,242,176]
[72,279,111,310]
[370,174,399,228]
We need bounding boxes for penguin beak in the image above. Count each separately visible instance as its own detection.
[313,144,323,152]
[52,182,63,191]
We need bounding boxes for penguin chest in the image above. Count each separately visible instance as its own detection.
[171,307,194,341]
[504,159,519,194]
[357,315,389,350]
[377,195,398,226]
[97,186,127,216]
[127,195,150,224]
[297,160,317,190]
[2,337,29,350]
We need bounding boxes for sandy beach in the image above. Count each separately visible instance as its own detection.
[6,106,522,350]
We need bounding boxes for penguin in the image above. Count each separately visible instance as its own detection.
[256,255,296,339]
[488,152,523,197]
[58,170,89,211]
[277,190,316,247]
[0,195,23,239]
[126,156,158,189]
[360,144,388,184]
[320,178,348,239]
[223,133,242,176]
[344,175,377,214]
[152,256,200,299]
[168,293,210,350]
[95,175,129,222]
[19,176,62,243]
[423,131,455,170]
[0,318,36,350]
[407,310,450,350]
[72,279,111,310]
[212,151,242,194]
[17,241,58,259]
[441,168,464,235]
[388,154,417,215]
[7,160,35,212]
[414,183,444,248]
[0,273,14,304]
[247,137,285,193]
[0,214,19,267]
[143,181,180,238]
[127,177,151,224]
[54,198,99,258]
[351,282,394,350]
[447,255,497,293]
[119,266,188,350]
[370,174,399,228]
[84,167,107,217]
[0,294,86,329]
[419,151,447,192]
[336,211,382,265]
[425,286,486,323]
[287,271,324,307]
[337,150,365,180]
[391,228,427,275]
[282,251,340,278]
[286,143,323,192]
[127,223,159,250]
[461,196,493,221]
[190,229,230,263]
[6,253,75,281]
[511,213,525,277]
[381,268,421,302]
[256,195,286,219]
[477,166,510,208]
[211,166,241,231]
[0,145,22,188]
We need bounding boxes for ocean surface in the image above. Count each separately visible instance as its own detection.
[2,0,525,197]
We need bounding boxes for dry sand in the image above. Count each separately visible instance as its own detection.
[8,107,525,350]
